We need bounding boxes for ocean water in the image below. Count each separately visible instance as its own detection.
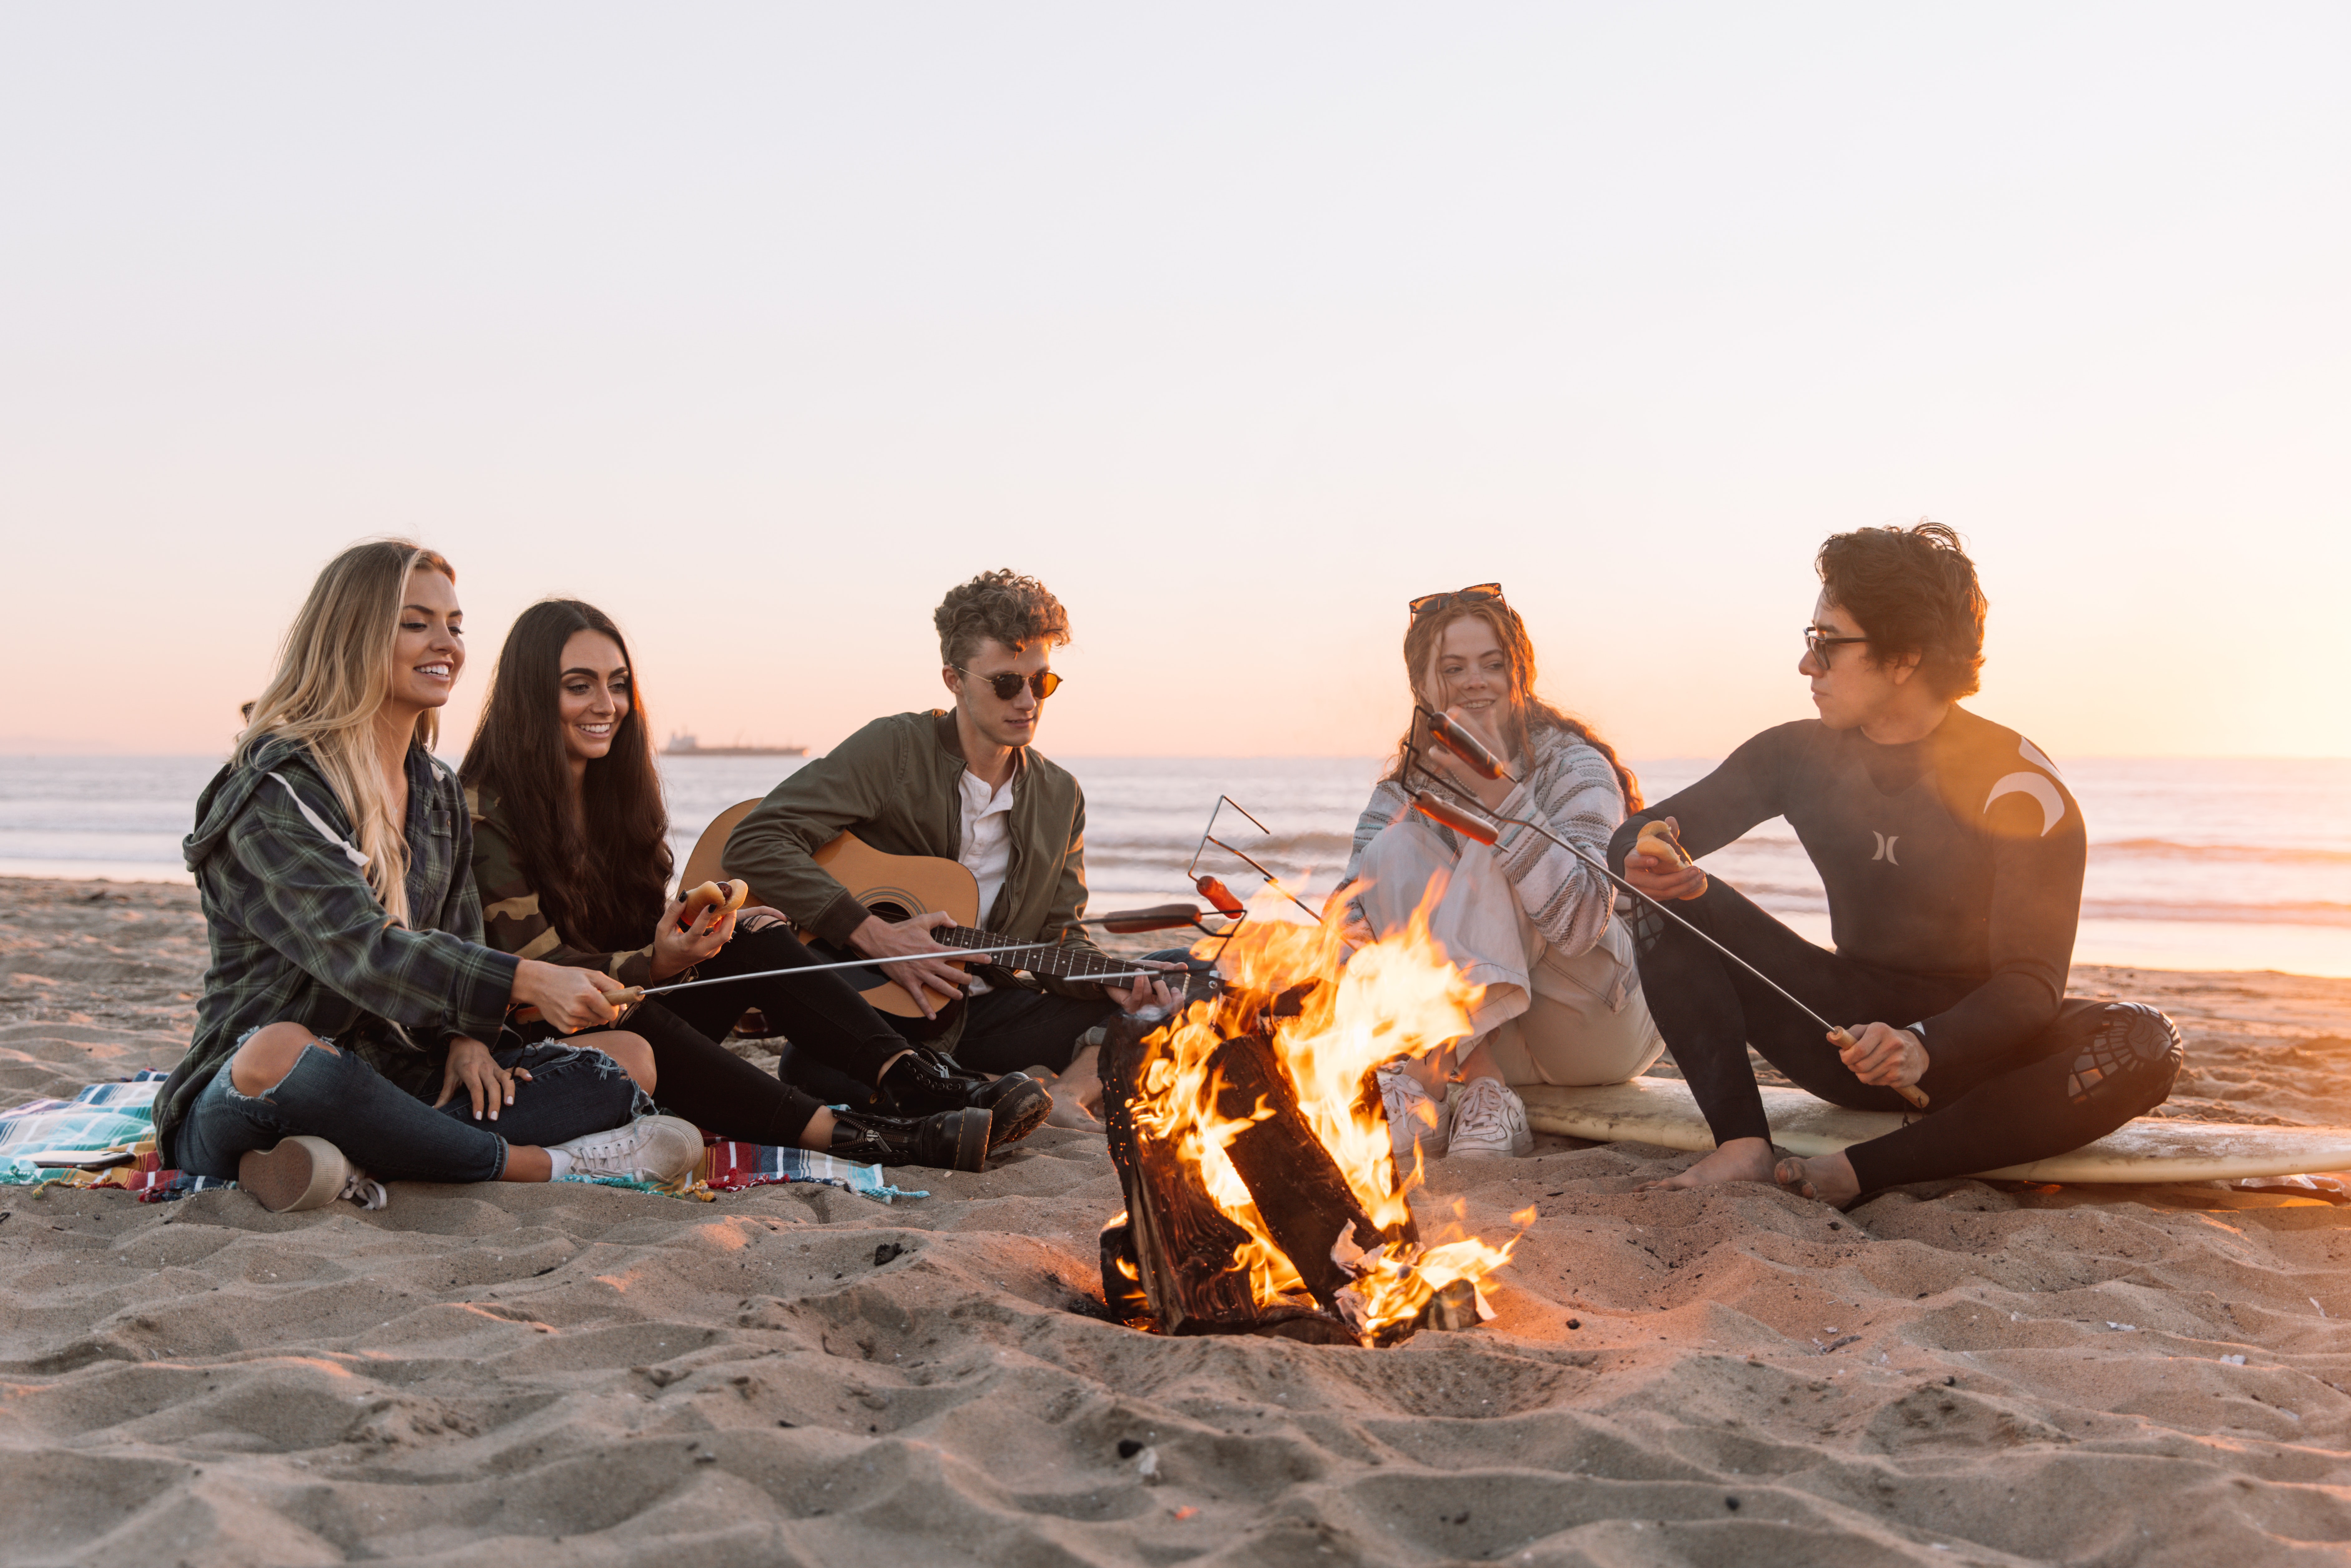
[4,752,2347,978]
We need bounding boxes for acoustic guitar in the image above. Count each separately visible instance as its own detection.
[680,801,1140,1031]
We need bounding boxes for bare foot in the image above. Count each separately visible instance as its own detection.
[1641,1136,1777,1191]
[1774,1152,1861,1208]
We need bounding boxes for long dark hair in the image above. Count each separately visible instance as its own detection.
[1384,598,1642,811]
[461,599,672,952]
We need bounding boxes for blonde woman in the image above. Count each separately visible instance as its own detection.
[1342,584,1664,1160]
[153,540,703,1211]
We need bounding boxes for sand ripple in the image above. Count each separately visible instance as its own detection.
[7,879,2351,1564]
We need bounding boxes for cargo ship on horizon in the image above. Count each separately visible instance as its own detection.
[661,732,807,758]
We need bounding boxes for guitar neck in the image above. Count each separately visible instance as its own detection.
[940,925,1136,983]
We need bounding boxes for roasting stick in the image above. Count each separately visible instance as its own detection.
[1409,716,1931,1112]
[518,943,1173,1026]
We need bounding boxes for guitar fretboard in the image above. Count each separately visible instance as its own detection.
[938,925,1139,982]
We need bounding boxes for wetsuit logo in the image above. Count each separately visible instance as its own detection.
[1871,832,1901,865]
[1985,740,2068,838]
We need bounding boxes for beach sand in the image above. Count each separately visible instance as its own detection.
[7,875,2351,1565]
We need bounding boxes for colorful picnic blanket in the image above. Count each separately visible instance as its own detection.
[0,1075,920,1204]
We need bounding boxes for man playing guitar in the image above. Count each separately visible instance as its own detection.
[723,570,1172,1118]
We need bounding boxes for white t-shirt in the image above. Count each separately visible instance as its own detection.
[957,765,1017,950]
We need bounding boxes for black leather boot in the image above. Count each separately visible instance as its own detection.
[880,1047,1053,1151]
[827,1103,992,1172]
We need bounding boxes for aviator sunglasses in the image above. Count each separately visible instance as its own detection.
[956,667,1064,701]
[1408,582,1506,619]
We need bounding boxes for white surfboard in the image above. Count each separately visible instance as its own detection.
[1518,1077,2351,1184]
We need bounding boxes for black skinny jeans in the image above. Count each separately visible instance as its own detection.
[898,983,1121,1076]
[631,924,913,1144]
[1632,880,2183,1194]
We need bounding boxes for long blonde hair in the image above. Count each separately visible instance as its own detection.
[235,539,456,927]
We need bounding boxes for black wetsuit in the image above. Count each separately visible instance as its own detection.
[1608,706,2181,1194]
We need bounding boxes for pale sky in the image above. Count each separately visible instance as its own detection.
[5,4,2345,761]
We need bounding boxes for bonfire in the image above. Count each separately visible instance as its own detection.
[1098,889,1529,1346]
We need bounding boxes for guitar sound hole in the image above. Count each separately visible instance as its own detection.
[870,901,915,923]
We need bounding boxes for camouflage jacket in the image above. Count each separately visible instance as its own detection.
[465,785,659,988]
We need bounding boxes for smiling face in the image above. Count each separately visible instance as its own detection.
[948,636,1053,752]
[387,567,464,713]
[557,630,630,766]
[1426,614,1515,736]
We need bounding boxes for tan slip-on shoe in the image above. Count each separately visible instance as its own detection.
[239,1135,378,1212]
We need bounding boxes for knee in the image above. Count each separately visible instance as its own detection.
[228,1023,336,1096]
[598,1031,657,1092]
[2067,1002,2184,1110]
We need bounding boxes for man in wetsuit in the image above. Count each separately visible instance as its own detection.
[1609,522,2181,1206]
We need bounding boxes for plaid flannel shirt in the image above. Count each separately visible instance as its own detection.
[154,738,520,1164]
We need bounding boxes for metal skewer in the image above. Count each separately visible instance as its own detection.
[1409,715,1929,1111]
[521,931,1186,1027]
[612,943,1063,1002]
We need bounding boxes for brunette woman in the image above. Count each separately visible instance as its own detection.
[1340,583,1664,1160]
[460,600,1048,1172]
[156,541,706,1213]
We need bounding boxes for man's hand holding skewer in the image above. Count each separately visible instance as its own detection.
[1836,1022,1929,1095]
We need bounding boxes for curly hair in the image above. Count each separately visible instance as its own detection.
[1815,521,1989,699]
[934,570,1072,668]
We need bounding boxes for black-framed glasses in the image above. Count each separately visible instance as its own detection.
[1408,582,1505,620]
[1802,626,1870,662]
[955,667,1063,702]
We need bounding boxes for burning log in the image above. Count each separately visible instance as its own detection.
[1094,904,1522,1347]
[1208,1032,1414,1314]
[1101,1001,1429,1345]
[1100,1007,1261,1335]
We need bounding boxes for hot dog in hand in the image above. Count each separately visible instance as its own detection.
[1634,821,1708,898]
[676,879,750,929]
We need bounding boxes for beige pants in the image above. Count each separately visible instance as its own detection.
[1356,815,1665,1087]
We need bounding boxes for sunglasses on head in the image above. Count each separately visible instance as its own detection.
[1408,582,1506,619]
[956,667,1063,702]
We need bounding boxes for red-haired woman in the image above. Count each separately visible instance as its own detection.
[1341,584,1663,1161]
[461,600,1048,1172]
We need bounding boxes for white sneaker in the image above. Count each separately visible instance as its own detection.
[549,1115,705,1186]
[1377,1067,1451,1167]
[1446,1076,1533,1159]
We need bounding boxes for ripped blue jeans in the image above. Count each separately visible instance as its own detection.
[175,1032,650,1183]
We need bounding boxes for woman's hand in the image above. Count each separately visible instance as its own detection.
[650,895,735,981]
[1419,703,1518,811]
[511,959,631,1033]
[1836,1022,1929,1091]
[736,904,791,934]
[434,1033,533,1121]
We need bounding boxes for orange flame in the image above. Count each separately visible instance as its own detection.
[1125,880,1531,1338]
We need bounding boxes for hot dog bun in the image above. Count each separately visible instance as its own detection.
[677,879,749,928]
[1634,821,1687,867]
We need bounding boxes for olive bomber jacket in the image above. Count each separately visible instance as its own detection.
[720,710,1110,1049]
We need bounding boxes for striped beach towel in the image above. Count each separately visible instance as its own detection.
[0,1073,919,1204]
